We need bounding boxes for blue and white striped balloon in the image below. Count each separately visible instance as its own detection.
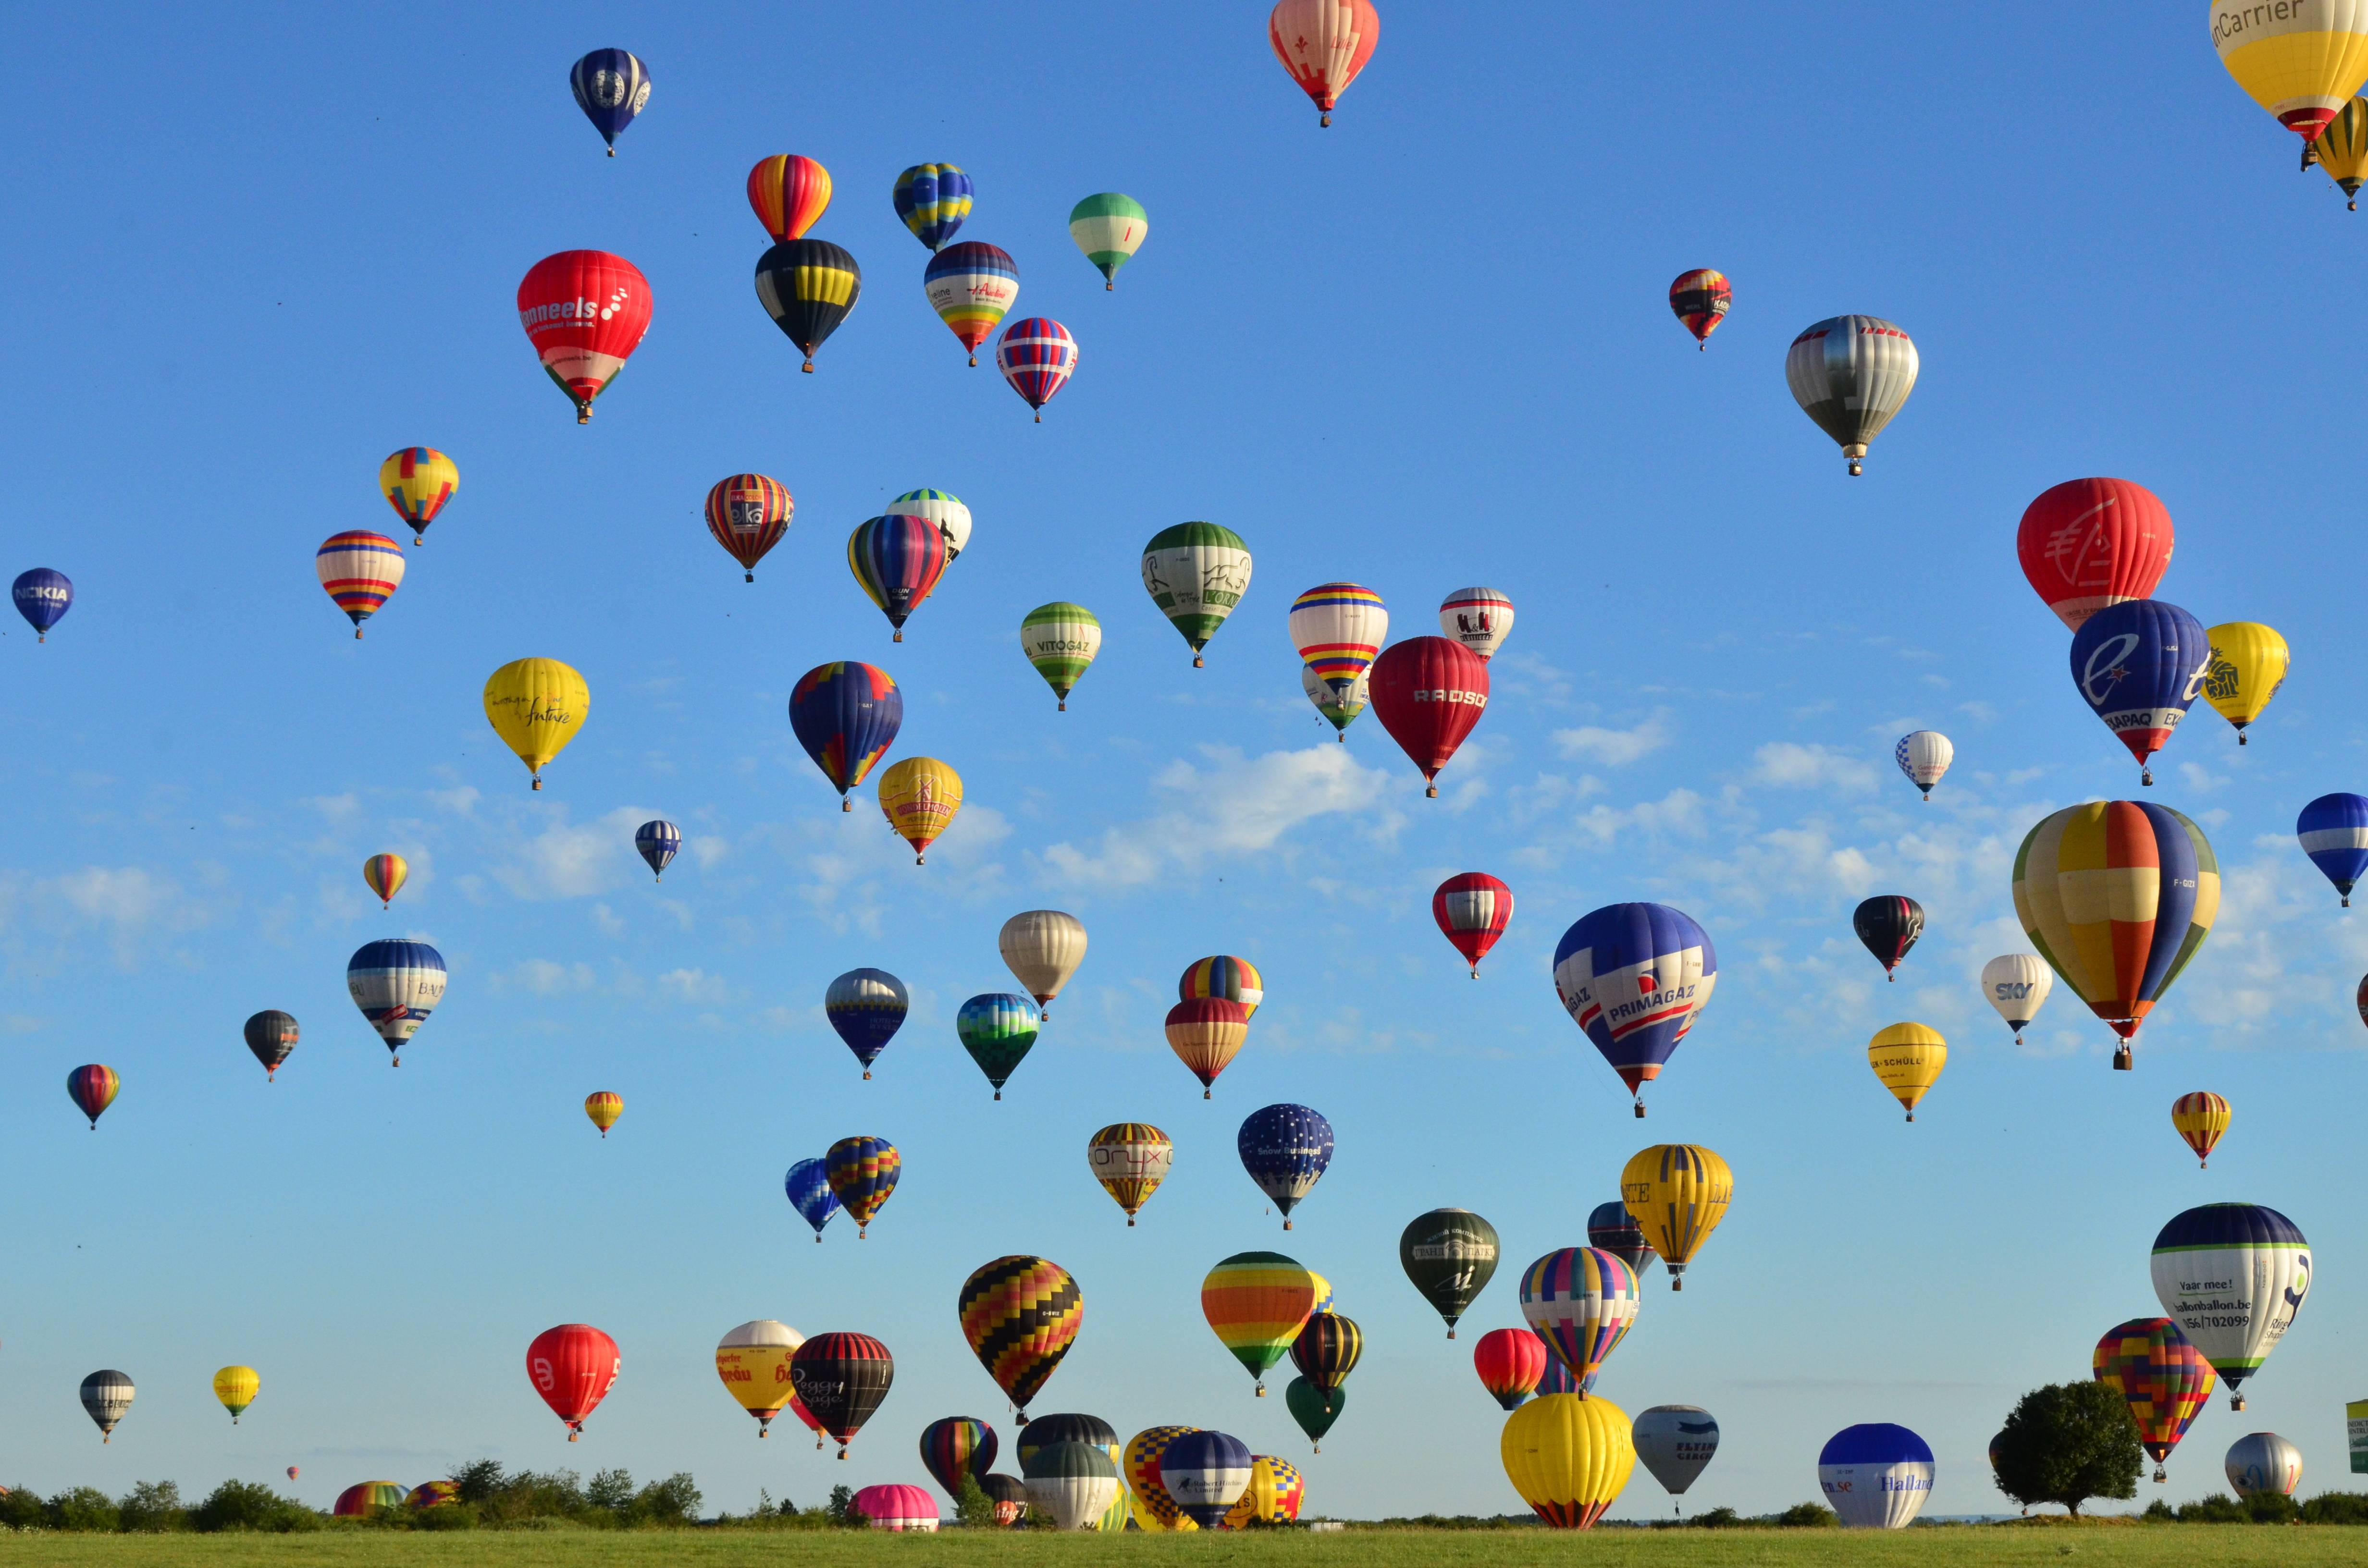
[633,819,680,882]
[2297,793,2368,907]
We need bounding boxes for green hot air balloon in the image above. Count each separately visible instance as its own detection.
[1141,523,1250,668]
[1399,1208,1502,1338]
[754,240,862,373]
[1285,1376,1344,1448]
[1020,603,1102,711]
[957,993,1040,1101]
[1068,193,1148,290]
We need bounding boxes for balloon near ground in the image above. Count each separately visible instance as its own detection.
[1202,1251,1319,1393]
[876,756,963,863]
[825,1136,900,1238]
[851,1483,937,1531]
[1088,1123,1173,1225]
[516,251,651,421]
[714,1320,803,1437]
[2202,621,2288,742]
[789,662,902,809]
[1398,1207,1500,1336]
[568,49,649,153]
[2150,1203,2310,1409]
[333,1482,404,1516]
[919,1416,996,1500]
[1633,1406,1720,1504]
[1866,1022,1946,1122]
[754,240,861,373]
[2226,1432,2303,1498]
[1817,1423,1933,1528]
[1553,902,1717,1117]
[1369,636,1489,797]
[1141,523,1251,666]
[957,1255,1083,1421]
[1124,1425,1200,1532]
[2094,1316,2214,1480]
[790,1332,894,1457]
[1223,1455,1304,1528]
[1026,1439,1122,1530]
[1619,1144,1731,1290]
[703,473,793,582]
[526,1323,619,1441]
[1668,269,1730,348]
[1068,193,1147,287]
[378,447,456,543]
[1502,1393,1635,1529]
[1236,1102,1333,1228]
[1268,0,1380,126]
[482,658,590,789]
[1785,316,1918,475]
[2015,477,2174,631]
[747,154,831,243]
[2171,1092,2231,1169]
[1162,1430,1253,1528]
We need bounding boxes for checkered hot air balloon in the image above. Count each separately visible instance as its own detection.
[377,447,456,544]
[995,318,1077,421]
[957,1256,1083,1421]
[2094,1317,2215,1481]
[1894,730,1952,799]
[824,1137,900,1237]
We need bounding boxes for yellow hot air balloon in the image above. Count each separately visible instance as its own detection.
[876,756,962,864]
[2310,96,2368,200]
[482,658,590,790]
[2213,1,2368,148]
[212,1366,259,1424]
[715,1320,805,1436]
[1620,1144,1731,1291]
[584,1091,623,1138]
[1867,1022,1946,1122]
[2202,622,2290,744]
[362,853,408,909]
[1501,1393,1636,1529]
[377,447,459,544]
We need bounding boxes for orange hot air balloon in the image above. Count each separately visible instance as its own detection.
[585,1092,623,1138]
[1166,999,1248,1098]
[1269,0,1381,127]
[362,853,407,909]
[748,155,833,243]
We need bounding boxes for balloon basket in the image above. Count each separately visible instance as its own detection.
[1320,112,1332,127]
[1203,1089,1212,1100]
[863,1070,871,1080]
[744,571,754,583]
[1633,1102,1646,1119]
[1193,655,1204,668]
[577,407,591,425]
[1425,784,1438,798]
[1283,1219,1292,1231]
[841,800,851,812]
[893,630,903,642]
[2232,1394,2246,1411]
[968,355,977,367]
[2113,1048,2132,1071]
[1255,1385,1265,1397]
[802,360,814,374]
[1127,1217,1135,1227]
[1106,281,1114,292]
[1058,700,1066,711]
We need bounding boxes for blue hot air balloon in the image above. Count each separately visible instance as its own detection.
[2067,599,2211,787]
[633,819,680,882]
[892,163,973,252]
[826,968,908,1079]
[1817,1424,1936,1529]
[788,662,903,809]
[1236,1103,1335,1231]
[785,1157,841,1241]
[345,938,446,1066]
[12,569,72,642]
[1552,903,1718,1117]
[568,49,651,154]
[1587,1199,1658,1279]
[1159,1430,1252,1529]
[2297,793,2368,907]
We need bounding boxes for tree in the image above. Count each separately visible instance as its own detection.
[952,1473,997,1530]
[826,1484,856,1526]
[190,1479,317,1533]
[586,1469,636,1513]
[1993,1381,2143,1517]
[119,1481,187,1531]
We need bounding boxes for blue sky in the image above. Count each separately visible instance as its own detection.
[1,0,2363,1523]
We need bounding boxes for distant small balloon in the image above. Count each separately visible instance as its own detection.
[1667,270,1729,349]
[12,568,72,642]
[569,49,650,154]
[634,820,680,882]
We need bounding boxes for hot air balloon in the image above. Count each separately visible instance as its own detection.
[2153,1204,2309,1409]
[1786,316,1918,474]
[1125,1426,1201,1532]
[2311,96,2368,203]
[995,317,1077,420]
[755,241,861,373]
[1980,954,2053,1043]
[2202,623,2289,743]
[1634,1406,1719,1509]
[1182,955,1264,1017]
[957,1256,1082,1421]
[1162,1431,1252,1528]
[1021,603,1101,711]
[408,1482,458,1508]
[1867,1023,1946,1122]
[1300,663,1369,737]
[1553,902,1718,1116]
[1269,0,1380,126]
[2226,1432,2303,1497]
[2070,599,2211,785]
[1439,586,1514,660]
[894,163,972,251]
[851,1483,937,1531]
[1519,1249,1640,1395]
[747,155,831,243]
[1418,873,1515,980]
[846,514,948,642]
[1503,1393,1635,1529]
[1069,193,1148,288]
[2095,1317,2216,1480]
[1398,1208,1500,1336]
[2013,801,2219,1066]
[243,1011,297,1081]
[885,489,974,560]
[1167,999,1247,1097]
[1474,1327,1547,1409]
[1369,637,1489,797]
[2210,2,2368,145]
[1027,1440,1122,1529]
[482,658,589,790]
[1225,1456,1304,1528]
[1586,1200,1658,1280]
[1236,1104,1333,1229]
[211,1365,258,1423]
[1141,523,1251,666]
[923,242,1018,366]
[999,910,1087,1013]
[1087,1123,1172,1226]
[346,940,444,1066]
[2299,793,2368,905]
[527,1324,618,1441]
[632,820,678,882]
[361,853,407,909]
[920,1416,997,1499]
[1620,1144,1731,1291]
[1017,1414,1120,1476]
[789,662,902,809]
[517,251,652,422]
[11,568,71,642]
[715,1320,805,1438]
[79,1370,133,1441]
[1202,1251,1319,1395]
[2172,1092,2232,1169]
[2016,478,2175,631]
[1289,582,1388,711]
[956,993,1039,1100]
[315,531,404,638]
[877,756,962,863]
[786,1157,840,1240]
[583,1092,622,1138]
[1283,1376,1344,1449]
[287,1467,298,1482]
[703,473,792,582]
[569,49,649,153]
[1894,731,1952,798]
[1288,1313,1361,1446]
[824,1137,900,1238]
[1818,1424,1934,1527]
[334,1482,404,1515]
[826,968,907,1078]
[790,1332,894,1457]
[1668,270,1730,349]
[378,448,456,544]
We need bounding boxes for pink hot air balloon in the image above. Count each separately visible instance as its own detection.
[852,1482,940,1531]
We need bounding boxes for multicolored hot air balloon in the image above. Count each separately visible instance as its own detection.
[2172,1092,2232,1169]
[886,489,973,560]
[243,1010,297,1081]
[527,1323,619,1441]
[1269,0,1380,126]
[408,1481,459,1508]
[847,514,949,641]
[583,1092,622,1138]
[1634,1407,1720,1505]
[1398,1207,1500,1336]
[1519,1248,1640,1394]
[1088,1123,1173,1225]
[1237,1104,1333,1229]
[1980,954,2053,1043]
[2210,1,2368,146]
[12,568,71,642]
[1474,1327,1547,1409]
[1142,523,1250,666]
[214,1363,258,1427]
[851,1483,937,1531]
[791,1332,894,1457]
[361,853,407,909]
[2202,623,2288,743]
[1069,193,1148,288]
[1502,1394,1635,1529]
[919,1416,997,1500]
[995,318,1077,420]
[1668,269,1730,348]
[877,756,962,864]
[1553,903,1718,1116]
[2094,1317,2215,1481]
[1894,731,1952,798]
[823,1137,901,1239]
[1866,1023,1946,1122]
[1818,1424,1935,1527]
[1202,1251,1319,1395]
[1287,1314,1361,1449]
[1431,873,1512,977]
[755,241,861,373]
[1021,603,1102,710]
[1166,999,1249,1097]
[1125,1426,1201,1532]
[957,1256,1083,1421]
[2298,793,2368,905]
[346,939,444,1066]
[1369,637,1489,797]
[999,911,1087,1014]
[1289,582,1387,710]
[703,473,793,582]
[483,658,589,790]
[786,1157,840,1241]
[1182,954,1264,1017]
[2311,96,2368,204]
[633,820,678,882]
[517,251,652,422]
[789,662,902,810]
[334,1482,404,1515]
[80,1370,133,1441]
[747,155,832,243]
[1853,895,1924,981]
[378,448,456,544]
[315,531,404,638]
[1786,316,1918,475]
[715,1320,804,1438]
[894,163,972,251]
[1438,587,1513,660]
[2016,478,2174,631]
[2152,1204,2310,1409]
[1586,1200,1657,1279]
[957,993,1040,1100]
[1222,1455,1304,1529]
[1619,1144,1731,1291]
[924,242,1018,366]
[826,968,908,1078]
[2070,599,2211,785]
[2013,801,2220,1067]
[569,49,648,153]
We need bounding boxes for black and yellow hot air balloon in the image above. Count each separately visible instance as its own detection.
[1286,1312,1361,1452]
[2311,97,2368,204]
[957,1256,1082,1423]
[755,240,861,372]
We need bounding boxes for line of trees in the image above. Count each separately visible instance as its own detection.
[0,1463,713,1534]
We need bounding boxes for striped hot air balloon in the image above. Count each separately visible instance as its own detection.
[790,1332,895,1457]
[1519,1249,1640,1393]
[825,968,908,1078]
[919,1416,997,1500]
[847,514,949,642]
[1502,1393,1635,1529]
[1473,1327,1548,1410]
[568,49,649,153]
[1785,315,1918,476]
[333,1482,405,1516]
[315,532,405,637]
[957,1256,1083,1421]
[923,242,1019,365]
[824,1136,900,1237]
[1142,523,1251,666]
[851,1482,937,1530]
[1288,582,1388,709]
[1619,1144,1731,1291]
[1268,0,1381,126]
[1068,193,1148,288]
[1287,1313,1362,1449]
[633,820,679,882]
[1438,586,1514,660]
[1166,999,1248,1098]
[995,318,1077,421]
[583,1092,623,1138]
[67,1065,119,1129]
[2171,1091,2232,1169]
[345,939,445,1066]
[1181,955,1264,1017]
[1201,1251,1320,1394]
[1021,603,1102,710]
[1433,872,1513,977]
[746,155,832,243]
[362,853,407,909]
[1554,903,1718,1116]
[1087,1123,1172,1225]
[755,240,861,372]
[884,489,973,560]
[703,473,793,582]
[2298,792,2368,906]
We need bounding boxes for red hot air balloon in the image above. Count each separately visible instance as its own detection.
[1473,1326,1548,1410]
[67,1065,118,1128]
[995,318,1076,421]
[1269,0,1381,127]
[704,473,793,583]
[516,252,653,424]
[527,1323,620,1441]
[2015,478,2175,631]
[1369,637,1489,797]
[747,155,832,243]
[1433,873,1513,977]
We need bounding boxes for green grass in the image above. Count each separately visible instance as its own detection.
[0,1525,2358,1568]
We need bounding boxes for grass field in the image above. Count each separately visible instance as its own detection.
[0,1525,2352,1568]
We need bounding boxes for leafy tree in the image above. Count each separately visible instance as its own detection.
[826,1484,856,1526]
[629,1474,701,1525]
[1993,1381,2143,1517]
[1773,1502,1836,1527]
[2304,1492,2368,1524]
[46,1487,120,1531]
[191,1479,316,1532]
[0,1487,45,1531]
[587,1469,636,1513]
[2244,1489,2300,1524]
[118,1481,187,1531]
[1689,1507,1741,1528]
[2175,1493,2248,1523]
[952,1472,997,1530]
[450,1460,508,1504]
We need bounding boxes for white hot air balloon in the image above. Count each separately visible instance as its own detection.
[1302,664,1369,739]
[884,490,972,561]
[1024,1440,1122,1530]
[1893,731,1953,800]
[998,910,1087,1017]
[1439,587,1515,661]
[1817,1424,1933,1529]
[1979,955,2052,1044]
[80,1370,135,1442]
[1633,1405,1720,1513]
[2152,1205,2311,1410]
[2225,1432,2302,1498]
[1785,316,1919,476]
[1288,583,1388,717]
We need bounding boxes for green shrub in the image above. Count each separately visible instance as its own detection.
[1774,1502,1838,1528]
[2176,1493,2248,1523]
[118,1481,186,1531]
[586,1470,635,1514]
[190,1479,318,1533]
[47,1486,119,1532]
[2142,1499,2178,1522]
[408,1502,474,1531]
[2245,1490,2300,1524]
[1690,1506,1742,1528]
[0,1487,45,1531]
[627,1473,700,1526]
[2304,1492,2368,1524]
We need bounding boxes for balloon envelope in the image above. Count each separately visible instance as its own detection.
[2094,1316,2215,1471]
[1852,895,1924,980]
[80,1370,133,1439]
[747,155,832,243]
[315,531,404,635]
[526,1324,619,1438]
[1979,955,2052,1041]
[1268,0,1380,125]
[885,489,973,559]
[2225,1432,2303,1498]
[243,1010,297,1079]
[1501,1393,1635,1529]
[1160,1430,1252,1529]
[923,242,1018,362]
[789,662,902,804]
[957,993,1040,1099]
[1124,1426,1200,1531]
[2171,1091,2231,1169]
[754,240,861,369]
[2015,477,2174,630]
[12,568,72,639]
[1518,1248,1640,1390]
[876,756,962,862]
[995,317,1077,418]
[1553,903,1717,1114]
[1438,586,1514,659]
[1893,730,1951,797]
[894,162,973,251]
[919,1416,997,1499]
[2068,599,2211,782]
[785,1158,841,1238]
[789,1332,894,1453]
[851,1482,937,1531]
[1633,1405,1719,1496]
[2151,1204,2309,1407]
[568,49,649,149]
[2298,792,2368,905]
[715,1320,804,1433]
[1785,316,1918,474]
[1141,523,1250,663]
[703,473,792,580]
[345,939,445,1064]
[1585,1200,1658,1278]
[1021,604,1101,709]
[1432,872,1513,975]
[1087,1122,1172,1224]
[1068,193,1148,286]
[1817,1423,1934,1528]
[1166,998,1248,1096]
[2211,1,2368,140]
[632,821,678,881]
[1201,1251,1319,1390]
[957,1255,1083,1419]
[2202,622,2288,740]
[2012,801,2219,1050]
[1368,637,1489,796]
[1398,1207,1501,1335]
[1025,1439,1121,1530]
[212,1365,258,1421]
[1236,1103,1334,1226]
[824,1137,900,1237]
[1619,1143,1731,1289]
[379,447,456,541]
[482,658,590,787]
[1288,582,1388,703]
[999,910,1087,1010]
[1474,1327,1547,1409]
[825,968,907,1076]
[1668,269,1730,346]
[516,251,651,420]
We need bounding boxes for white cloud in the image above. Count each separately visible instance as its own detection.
[497,958,597,995]
[690,835,729,870]
[659,968,729,1004]
[1751,742,1880,793]
[1552,710,1672,766]
[492,808,648,899]
[51,867,174,926]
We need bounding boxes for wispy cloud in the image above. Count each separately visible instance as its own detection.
[1552,709,1672,766]
[1751,741,1880,793]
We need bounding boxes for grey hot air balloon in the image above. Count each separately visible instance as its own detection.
[1023,1440,1121,1530]
[80,1370,135,1442]
[1633,1404,1720,1513]
[1784,315,1919,476]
